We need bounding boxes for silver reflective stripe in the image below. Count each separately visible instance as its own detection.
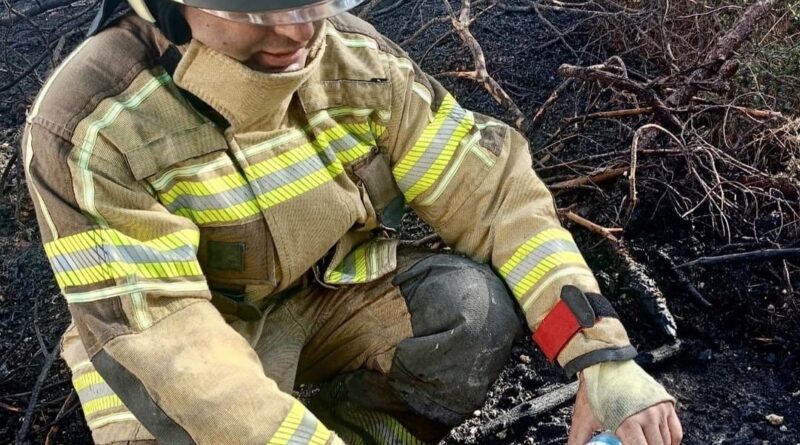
[166,182,255,213]
[166,133,355,214]
[286,409,322,444]
[504,239,581,290]
[77,381,117,406]
[396,105,468,194]
[197,0,365,25]
[339,251,357,280]
[49,244,196,274]
[253,145,338,192]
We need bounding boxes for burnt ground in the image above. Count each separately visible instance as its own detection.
[1,1,799,444]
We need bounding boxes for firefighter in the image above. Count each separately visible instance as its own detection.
[22,0,682,443]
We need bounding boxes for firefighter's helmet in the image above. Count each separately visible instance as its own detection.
[89,0,364,37]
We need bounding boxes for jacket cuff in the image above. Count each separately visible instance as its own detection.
[529,285,635,376]
[563,345,637,378]
[555,316,635,375]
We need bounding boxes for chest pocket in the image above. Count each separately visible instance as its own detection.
[297,80,404,285]
[298,80,403,230]
[121,121,279,299]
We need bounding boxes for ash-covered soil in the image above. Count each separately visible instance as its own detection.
[1,1,799,444]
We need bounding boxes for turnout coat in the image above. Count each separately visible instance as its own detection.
[23,13,635,444]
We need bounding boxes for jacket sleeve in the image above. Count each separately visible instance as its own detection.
[382,51,637,377]
[22,121,338,444]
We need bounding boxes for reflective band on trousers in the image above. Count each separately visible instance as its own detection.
[71,364,137,430]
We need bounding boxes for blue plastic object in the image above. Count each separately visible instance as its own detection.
[586,432,622,445]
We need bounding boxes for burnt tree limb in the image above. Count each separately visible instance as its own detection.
[441,0,527,128]
[557,64,683,132]
[676,248,800,269]
[665,0,778,108]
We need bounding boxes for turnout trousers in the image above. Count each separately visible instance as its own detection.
[61,251,522,445]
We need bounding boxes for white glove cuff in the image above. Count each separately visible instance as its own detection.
[582,359,675,431]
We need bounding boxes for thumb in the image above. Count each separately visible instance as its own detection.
[568,378,601,445]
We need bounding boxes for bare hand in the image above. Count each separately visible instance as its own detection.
[567,376,683,445]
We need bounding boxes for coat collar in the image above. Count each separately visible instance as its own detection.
[172,22,326,132]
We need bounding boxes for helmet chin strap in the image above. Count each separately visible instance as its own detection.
[88,0,192,44]
[87,0,127,36]
[144,0,192,44]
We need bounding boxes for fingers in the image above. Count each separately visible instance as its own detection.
[617,421,647,445]
[643,422,666,445]
[568,378,602,445]
[616,402,683,445]
[667,409,683,444]
[659,419,671,445]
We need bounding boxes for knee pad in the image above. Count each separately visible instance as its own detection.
[389,253,522,425]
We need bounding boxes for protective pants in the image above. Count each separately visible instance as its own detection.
[62,251,522,444]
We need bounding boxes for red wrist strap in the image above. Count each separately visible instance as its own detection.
[533,300,581,362]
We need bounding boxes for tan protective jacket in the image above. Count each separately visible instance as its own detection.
[23,13,634,444]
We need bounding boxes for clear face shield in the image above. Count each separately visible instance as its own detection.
[198,0,364,25]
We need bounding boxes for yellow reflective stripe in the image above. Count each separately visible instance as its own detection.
[44,229,198,257]
[336,142,372,164]
[83,395,125,416]
[367,242,379,281]
[393,94,475,202]
[72,370,104,392]
[309,421,331,445]
[267,400,306,445]
[499,228,590,300]
[499,228,575,276]
[418,131,481,207]
[159,171,249,203]
[324,239,396,284]
[256,162,344,209]
[354,243,368,282]
[510,252,587,299]
[155,110,384,225]
[45,227,202,289]
[521,266,596,312]
[326,269,343,284]
[53,259,202,288]
[393,98,454,182]
[372,122,386,138]
[247,143,323,178]
[87,412,137,430]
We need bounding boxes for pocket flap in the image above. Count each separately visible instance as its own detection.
[122,122,228,180]
[298,80,391,115]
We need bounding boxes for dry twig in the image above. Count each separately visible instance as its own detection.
[441,0,526,128]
